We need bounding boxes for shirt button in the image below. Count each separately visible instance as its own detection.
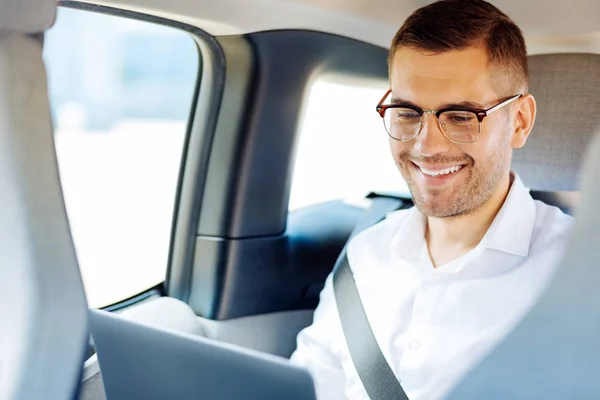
[408,339,422,351]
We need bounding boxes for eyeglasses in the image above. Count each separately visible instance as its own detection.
[376,90,522,144]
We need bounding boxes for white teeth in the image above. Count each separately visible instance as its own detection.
[420,165,463,177]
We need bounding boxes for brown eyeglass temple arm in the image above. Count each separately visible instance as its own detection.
[377,89,392,106]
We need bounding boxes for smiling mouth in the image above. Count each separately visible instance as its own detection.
[414,163,465,177]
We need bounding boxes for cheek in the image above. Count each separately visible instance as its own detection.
[462,143,487,164]
[388,138,411,159]
[469,125,511,163]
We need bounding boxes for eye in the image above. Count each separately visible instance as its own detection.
[443,111,475,125]
[392,108,420,121]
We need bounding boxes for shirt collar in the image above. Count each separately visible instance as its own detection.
[390,171,536,263]
[390,206,427,265]
[483,172,536,257]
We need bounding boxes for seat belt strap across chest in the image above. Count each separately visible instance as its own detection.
[333,195,411,400]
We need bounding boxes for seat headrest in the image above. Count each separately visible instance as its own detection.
[0,1,88,398]
[0,0,56,33]
[512,53,600,192]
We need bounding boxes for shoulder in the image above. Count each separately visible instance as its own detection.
[533,200,574,235]
[346,207,414,270]
[530,200,574,252]
[350,207,413,245]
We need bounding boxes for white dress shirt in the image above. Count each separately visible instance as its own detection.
[290,173,574,400]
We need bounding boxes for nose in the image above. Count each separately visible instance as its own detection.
[414,113,451,156]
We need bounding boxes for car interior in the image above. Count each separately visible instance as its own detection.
[2,0,600,399]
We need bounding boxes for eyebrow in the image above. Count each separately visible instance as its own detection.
[390,97,485,110]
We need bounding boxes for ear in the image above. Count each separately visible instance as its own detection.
[510,94,536,149]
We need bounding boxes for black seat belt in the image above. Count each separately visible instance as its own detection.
[333,195,411,400]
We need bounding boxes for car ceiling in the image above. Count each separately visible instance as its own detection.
[78,0,600,55]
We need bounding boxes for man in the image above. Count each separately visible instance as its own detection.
[290,1,573,399]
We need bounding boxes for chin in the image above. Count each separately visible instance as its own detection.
[412,186,473,218]
[414,200,460,218]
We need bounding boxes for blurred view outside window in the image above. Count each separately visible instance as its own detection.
[290,78,408,211]
[44,8,199,308]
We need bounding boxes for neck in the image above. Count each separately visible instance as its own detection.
[425,173,512,267]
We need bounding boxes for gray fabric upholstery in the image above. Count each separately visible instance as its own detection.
[78,355,106,400]
[0,21,88,400]
[513,53,600,191]
[0,0,56,33]
[78,372,106,400]
[448,132,600,399]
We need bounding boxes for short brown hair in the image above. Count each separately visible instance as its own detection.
[389,0,528,94]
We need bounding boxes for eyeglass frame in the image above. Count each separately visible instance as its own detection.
[375,89,523,144]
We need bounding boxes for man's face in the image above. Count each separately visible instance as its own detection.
[389,46,517,218]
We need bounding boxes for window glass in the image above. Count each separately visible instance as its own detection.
[290,77,408,211]
[44,8,199,308]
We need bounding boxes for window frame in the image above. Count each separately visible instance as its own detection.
[56,1,226,310]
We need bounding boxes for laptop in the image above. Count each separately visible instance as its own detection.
[89,309,317,400]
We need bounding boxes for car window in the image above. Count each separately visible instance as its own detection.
[290,77,408,211]
[44,8,199,308]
